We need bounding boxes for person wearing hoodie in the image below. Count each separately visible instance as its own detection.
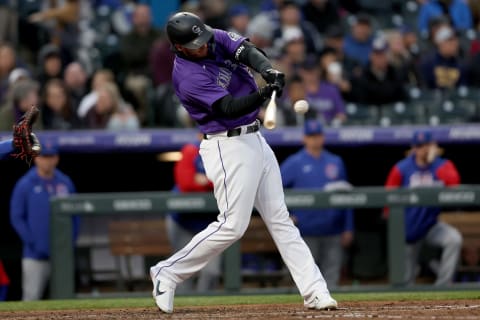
[10,141,79,301]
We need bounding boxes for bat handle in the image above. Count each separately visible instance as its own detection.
[271,90,277,101]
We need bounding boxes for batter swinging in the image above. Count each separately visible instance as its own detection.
[150,12,337,313]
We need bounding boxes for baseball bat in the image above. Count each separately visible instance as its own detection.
[263,90,277,130]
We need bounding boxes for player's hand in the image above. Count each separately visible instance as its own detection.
[258,83,281,99]
[261,68,285,97]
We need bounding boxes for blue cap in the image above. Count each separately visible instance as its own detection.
[304,119,323,135]
[412,130,433,146]
[229,4,249,17]
[39,139,59,156]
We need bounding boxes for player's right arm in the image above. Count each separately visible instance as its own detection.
[0,139,14,159]
[10,178,33,245]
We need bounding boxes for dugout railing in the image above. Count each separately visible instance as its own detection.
[50,186,480,299]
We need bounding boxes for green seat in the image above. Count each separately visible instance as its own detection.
[344,103,379,126]
[379,101,427,126]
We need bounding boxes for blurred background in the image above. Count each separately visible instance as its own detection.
[1,0,480,301]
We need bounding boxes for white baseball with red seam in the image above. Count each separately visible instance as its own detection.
[294,99,309,114]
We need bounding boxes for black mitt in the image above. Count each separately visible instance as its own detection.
[12,105,41,163]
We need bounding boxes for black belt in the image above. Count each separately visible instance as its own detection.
[204,121,260,140]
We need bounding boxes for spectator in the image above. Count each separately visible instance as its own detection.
[0,2,17,45]
[343,13,375,66]
[0,79,42,131]
[274,28,309,78]
[272,1,323,55]
[41,79,79,130]
[119,4,161,123]
[419,25,468,89]
[63,62,88,114]
[278,74,307,126]
[77,69,115,119]
[246,14,276,57]
[0,44,22,104]
[385,129,462,286]
[318,47,354,101]
[85,82,139,130]
[227,4,250,36]
[281,119,354,288]
[28,0,80,59]
[200,0,229,30]
[299,59,347,126]
[418,0,473,34]
[10,140,79,300]
[302,0,340,34]
[166,135,221,293]
[36,44,64,93]
[386,30,421,87]
[350,36,408,105]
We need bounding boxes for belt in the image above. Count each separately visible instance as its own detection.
[204,120,260,140]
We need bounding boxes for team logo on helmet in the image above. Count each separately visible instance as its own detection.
[192,25,203,34]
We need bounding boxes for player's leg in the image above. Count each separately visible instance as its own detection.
[253,134,335,309]
[22,258,50,301]
[316,236,342,288]
[424,221,462,286]
[150,135,263,311]
[404,242,421,285]
[165,216,195,292]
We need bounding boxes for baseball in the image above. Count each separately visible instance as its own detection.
[294,99,309,114]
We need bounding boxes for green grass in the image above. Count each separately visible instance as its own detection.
[1,291,479,312]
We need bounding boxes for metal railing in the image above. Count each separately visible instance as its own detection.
[50,186,480,299]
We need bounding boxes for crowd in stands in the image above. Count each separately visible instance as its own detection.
[0,0,480,131]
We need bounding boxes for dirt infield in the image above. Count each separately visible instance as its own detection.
[2,300,480,320]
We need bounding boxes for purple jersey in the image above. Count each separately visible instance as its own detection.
[172,29,259,133]
[306,82,345,124]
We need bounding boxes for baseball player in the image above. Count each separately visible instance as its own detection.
[150,12,337,313]
[10,140,79,300]
[280,120,354,288]
[385,129,462,286]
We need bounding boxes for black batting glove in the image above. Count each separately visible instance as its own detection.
[261,68,285,97]
[258,83,281,100]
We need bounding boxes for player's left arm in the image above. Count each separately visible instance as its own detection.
[234,40,285,95]
[436,160,461,186]
[0,140,14,159]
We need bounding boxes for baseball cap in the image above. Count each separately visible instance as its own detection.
[229,4,249,17]
[434,26,455,44]
[354,13,372,26]
[39,140,59,156]
[412,130,434,146]
[372,36,389,53]
[304,119,323,136]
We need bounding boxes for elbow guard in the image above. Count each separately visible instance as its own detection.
[235,41,271,73]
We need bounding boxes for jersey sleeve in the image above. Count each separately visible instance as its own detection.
[385,165,403,188]
[0,139,13,159]
[214,29,247,57]
[10,179,33,245]
[436,160,461,186]
[179,72,229,110]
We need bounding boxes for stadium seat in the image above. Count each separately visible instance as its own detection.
[344,103,380,126]
[428,99,477,125]
[379,101,427,126]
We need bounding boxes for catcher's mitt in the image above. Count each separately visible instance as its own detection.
[12,105,41,163]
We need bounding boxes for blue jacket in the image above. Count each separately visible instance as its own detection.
[418,0,472,33]
[281,149,354,236]
[0,140,13,159]
[343,34,374,66]
[386,154,460,243]
[10,167,79,260]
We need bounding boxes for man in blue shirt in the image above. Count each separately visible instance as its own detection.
[280,120,354,288]
[10,141,79,300]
